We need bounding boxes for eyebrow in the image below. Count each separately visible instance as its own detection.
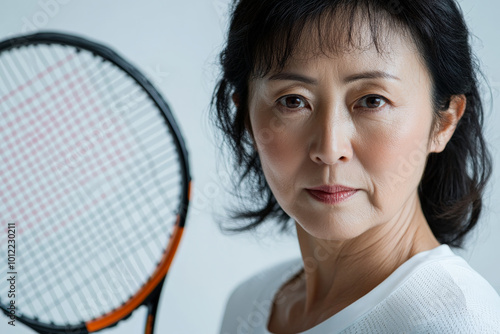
[344,71,401,83]
[267,72,318,85]
[267,70,400,85]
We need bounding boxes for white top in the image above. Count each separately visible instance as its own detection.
[219,244,500,333]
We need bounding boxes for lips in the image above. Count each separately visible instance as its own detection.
[306,185,358,204]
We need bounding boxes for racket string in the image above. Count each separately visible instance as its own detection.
[3,46,117,323]
[17,149,180,318]
[0,49,75,105]
[0,47,148,245]
[0,47,75,323]
[34,170,182,318]
[14,148,180,280]
[1,46,121,240]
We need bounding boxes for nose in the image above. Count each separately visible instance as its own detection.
[308,108,353,165]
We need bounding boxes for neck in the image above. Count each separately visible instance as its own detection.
[295,192,440,315]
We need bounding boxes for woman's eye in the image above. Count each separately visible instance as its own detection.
[277,95,307,111]
[356,95,387,110]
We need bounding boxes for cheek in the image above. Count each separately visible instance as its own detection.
[252,114,304,198]
[359,112,431,197]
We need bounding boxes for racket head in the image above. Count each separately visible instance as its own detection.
[0,31,191,333]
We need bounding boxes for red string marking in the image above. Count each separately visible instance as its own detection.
[0,58,138,246]
[0,53,75,104]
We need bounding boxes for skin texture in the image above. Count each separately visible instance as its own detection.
[233,19,466,334]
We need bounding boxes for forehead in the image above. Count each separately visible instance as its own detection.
[253,31,427,91]
[252,7,422,80]
[276,32,417,78]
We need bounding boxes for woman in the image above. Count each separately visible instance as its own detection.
[211,0,500,332]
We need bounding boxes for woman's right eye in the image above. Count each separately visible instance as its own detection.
[277,95,308,111]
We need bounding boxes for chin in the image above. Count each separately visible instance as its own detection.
[294,213,369,241]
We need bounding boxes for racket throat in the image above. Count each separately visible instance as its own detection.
[144,277,166,334]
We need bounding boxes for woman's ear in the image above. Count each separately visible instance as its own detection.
[429,94,466,153]
[244,110,257,151]
[233,92,257,150]
[232,92,240,108]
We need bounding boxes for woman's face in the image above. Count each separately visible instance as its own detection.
[246,26,444,241]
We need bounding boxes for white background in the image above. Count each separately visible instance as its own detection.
[0,0,499,333]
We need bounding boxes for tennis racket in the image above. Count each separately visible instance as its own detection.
[0,31,191,333]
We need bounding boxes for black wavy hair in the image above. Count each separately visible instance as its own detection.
[210,0,493,248]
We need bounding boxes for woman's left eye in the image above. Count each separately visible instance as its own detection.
[355,95,388,110]
[276,95,308,111]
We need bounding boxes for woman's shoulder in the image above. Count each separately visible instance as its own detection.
[383,244,500,308]
[219,257,302,334]
[370,249,500,332]
[415,250,500,310]
[431,253,500,318]
[338,246,500,333]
